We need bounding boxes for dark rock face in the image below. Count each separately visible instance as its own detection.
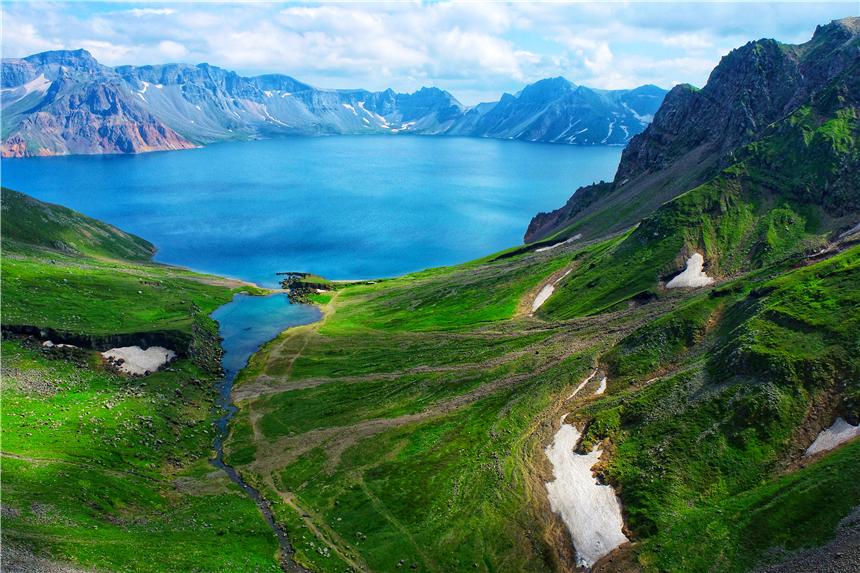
[2,49,666,156]
[526,17,860,243]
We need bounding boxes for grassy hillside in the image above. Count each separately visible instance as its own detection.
[225,217,860,573]
[1,190,283,572]
[3,49,859,571]
[2,187,155,260]
[538,70,859,320]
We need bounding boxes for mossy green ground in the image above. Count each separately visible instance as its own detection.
[1,189,284,571]
[226,220,860,573]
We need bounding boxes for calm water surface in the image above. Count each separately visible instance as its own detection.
[2,136,621,286]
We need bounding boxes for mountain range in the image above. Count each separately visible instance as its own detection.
[0,50,665,157]
[2,50,666,157]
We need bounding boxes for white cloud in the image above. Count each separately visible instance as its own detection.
[156,40,187,60]
[127,8,176,18]
[660,32,714,50]
[0,2,853,104]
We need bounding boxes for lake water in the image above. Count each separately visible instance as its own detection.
[1,136,621,286]
[211,292,321,381]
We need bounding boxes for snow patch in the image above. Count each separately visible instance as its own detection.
[532,285,555,312]
[545,418,629,568]
[102,346,176,376]
[535,234,582,253]
[42,340,77,349]
[601,119,616,144]
[2,74,51,99]
[666,253,714,289]
[805,417,860,456]
[622,102,653,124]
[531,269,573,314]
[594,376,607,395]
[568,371,597,400]
[342,103,358,115]
[357,101,389,126]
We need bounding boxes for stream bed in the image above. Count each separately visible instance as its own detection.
[209,293,322,571]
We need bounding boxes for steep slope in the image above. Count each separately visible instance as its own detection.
[1,50,194,157]
[526,17,860,243]
[1,50,665,156]
[1,187,155,260]
[212,18,860,573]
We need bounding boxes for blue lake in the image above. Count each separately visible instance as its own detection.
[2,135,621,286]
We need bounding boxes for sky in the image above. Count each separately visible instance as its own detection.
[2,1,856,105]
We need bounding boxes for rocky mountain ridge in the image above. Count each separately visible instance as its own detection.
[1,51,665,157]
[526,16,860,243]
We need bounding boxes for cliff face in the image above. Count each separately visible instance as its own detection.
[1,52,194,157]
[526,17,860,243]
[1,51,666,157]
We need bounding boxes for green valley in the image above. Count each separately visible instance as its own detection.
[3,14,860,573]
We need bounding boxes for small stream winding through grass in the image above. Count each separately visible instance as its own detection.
[210,293,322,571]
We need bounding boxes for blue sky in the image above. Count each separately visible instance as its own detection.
[2,1,856,104]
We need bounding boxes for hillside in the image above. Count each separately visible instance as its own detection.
[526,17,860,244]
[0,189,294,572]
[213,17,860,573]
[2,187,155,260]
[0,50,665,156]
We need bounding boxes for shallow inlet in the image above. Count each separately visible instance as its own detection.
[209,293,321,572]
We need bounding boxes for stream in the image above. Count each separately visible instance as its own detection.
[209,293,322,571]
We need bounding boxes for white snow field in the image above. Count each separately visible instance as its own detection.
[102,346,176,376]
[666,253,714,288]
[805,417,860,456]
[545,416,629,568]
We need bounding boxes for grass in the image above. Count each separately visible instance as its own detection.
[2,187,155,261]
[228,227,860,573]
[1,340,283,572]
[577,246,860,570]
[1,190,286,572]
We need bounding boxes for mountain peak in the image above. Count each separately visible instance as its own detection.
[24,48,99,68]
[814,16,860,40]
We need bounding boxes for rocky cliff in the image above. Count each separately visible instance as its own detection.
[526,17,860,243]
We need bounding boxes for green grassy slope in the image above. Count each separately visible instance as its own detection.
[1,190,283,572]
[2,187,155,260]
[226,218,860,573]
[540,64,860,320]
[583,246,860,571]
[222,77,860,569]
